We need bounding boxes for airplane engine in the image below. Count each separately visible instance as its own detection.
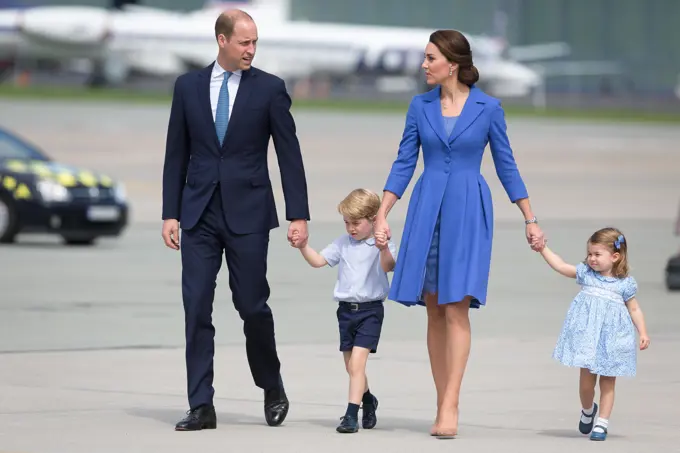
[123,51,186,77]
[17,6,111,59]
[474,59,542,98]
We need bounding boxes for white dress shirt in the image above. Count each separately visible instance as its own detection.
[210,60,242,123]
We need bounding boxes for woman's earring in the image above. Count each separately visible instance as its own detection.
[449,65,453,76]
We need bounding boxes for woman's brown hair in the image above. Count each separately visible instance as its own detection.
[586,227,630,278]
[429,29,480,86]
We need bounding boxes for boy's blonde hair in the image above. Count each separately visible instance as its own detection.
[585,227,630,278]
[337,189,381,221]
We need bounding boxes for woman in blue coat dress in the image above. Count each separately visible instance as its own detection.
[374,30,545,438]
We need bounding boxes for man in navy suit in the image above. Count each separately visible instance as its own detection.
[161,9,310,430]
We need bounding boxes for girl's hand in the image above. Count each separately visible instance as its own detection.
[531,236,546,252]
[640,335,651,350]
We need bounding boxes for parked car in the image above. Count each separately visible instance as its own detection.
[0,125,129,245]
[667,200,680,291]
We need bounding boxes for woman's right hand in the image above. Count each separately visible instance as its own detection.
[374,215,391,241]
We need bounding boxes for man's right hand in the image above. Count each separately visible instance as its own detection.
[162,219,180,250]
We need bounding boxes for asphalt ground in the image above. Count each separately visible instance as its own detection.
[0,99,679,452]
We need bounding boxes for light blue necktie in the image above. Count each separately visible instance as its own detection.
[215,71,232,146]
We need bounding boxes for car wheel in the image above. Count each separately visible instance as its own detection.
[666,271,680,291]
[0,193,19,244]
[666,274,680,291]
[666,255,680,291]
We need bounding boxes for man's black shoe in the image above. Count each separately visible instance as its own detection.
[264,386,289,426]
[174,405,217,431]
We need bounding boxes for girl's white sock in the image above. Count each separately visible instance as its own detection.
[593,417,609,433]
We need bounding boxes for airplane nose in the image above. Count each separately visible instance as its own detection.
[0,9,20,32]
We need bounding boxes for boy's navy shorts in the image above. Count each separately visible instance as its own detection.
[336,300,384,354]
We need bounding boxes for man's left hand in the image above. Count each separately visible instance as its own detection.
[288,219,308,247]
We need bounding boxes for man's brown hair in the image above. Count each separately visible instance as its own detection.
[214,10,253,40]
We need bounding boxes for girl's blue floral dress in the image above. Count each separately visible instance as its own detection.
[553,263,638,377]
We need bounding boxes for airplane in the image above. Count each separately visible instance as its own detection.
[0,0,567,98]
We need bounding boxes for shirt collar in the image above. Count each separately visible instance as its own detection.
[349,235,376,246]
[212,60,242,79]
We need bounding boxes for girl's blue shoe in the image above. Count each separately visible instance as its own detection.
[589,425,608,441]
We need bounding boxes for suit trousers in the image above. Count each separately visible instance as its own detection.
[180,187,281,410]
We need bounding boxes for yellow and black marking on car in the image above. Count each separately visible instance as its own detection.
[0,174,32,200]
[1,159,115,190]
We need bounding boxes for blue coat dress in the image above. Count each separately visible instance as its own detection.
[383,85,529,308]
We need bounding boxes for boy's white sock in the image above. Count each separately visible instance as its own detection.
[580,405,595,424]
[593,417,608,433]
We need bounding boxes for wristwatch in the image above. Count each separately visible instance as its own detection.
[525,216,538,225]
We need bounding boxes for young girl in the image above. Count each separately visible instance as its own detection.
[537,227,650,441]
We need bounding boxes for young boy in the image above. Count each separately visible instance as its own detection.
[291,188,397,433]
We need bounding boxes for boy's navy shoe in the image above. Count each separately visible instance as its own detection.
[578,403,598,435]
[336,415,359,433]
[361,394,379,429]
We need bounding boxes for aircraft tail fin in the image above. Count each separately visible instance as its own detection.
[485,8,570,61]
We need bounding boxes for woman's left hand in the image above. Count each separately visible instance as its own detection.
[526,223,545,251]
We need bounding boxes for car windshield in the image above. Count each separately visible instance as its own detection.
[0,128,49,161]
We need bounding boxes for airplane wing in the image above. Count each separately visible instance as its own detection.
[507,42,571,62]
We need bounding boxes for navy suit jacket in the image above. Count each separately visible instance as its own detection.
[162,63,310,234]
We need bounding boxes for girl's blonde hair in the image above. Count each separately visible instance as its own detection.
[586,227,630,278]
[337,189,381,221]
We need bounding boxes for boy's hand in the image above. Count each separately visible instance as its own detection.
[640,335,650,350]
[291,231,306,248]
[374,231,388,250]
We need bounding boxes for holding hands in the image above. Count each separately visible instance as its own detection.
[527,222,546,252]
[288,220,308,248]
[374,230,388,250]
[290,230,307,248]
[373,215,390,251]
[373,216,390,242]
[373,215,390,247]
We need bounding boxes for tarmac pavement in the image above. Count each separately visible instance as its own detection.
[0,99,679,452]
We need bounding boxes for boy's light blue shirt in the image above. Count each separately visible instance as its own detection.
[320,235,397,303]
